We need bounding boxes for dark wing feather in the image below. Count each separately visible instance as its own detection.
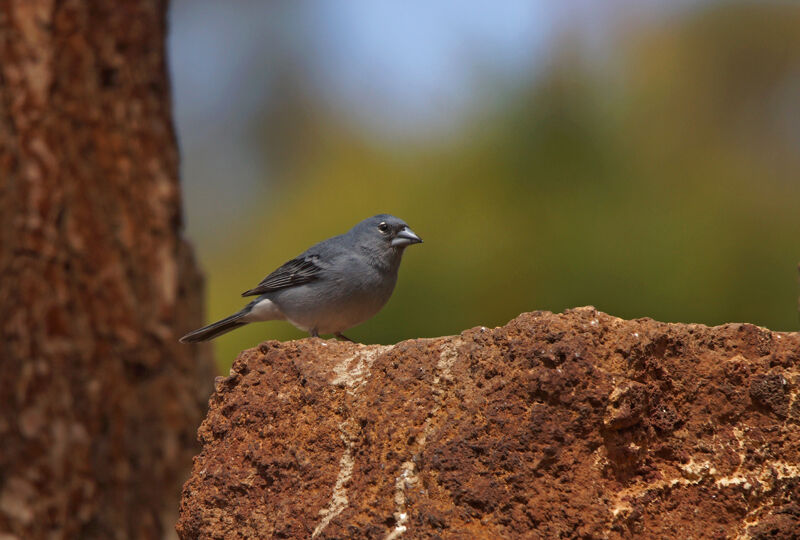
[241,255,324,296]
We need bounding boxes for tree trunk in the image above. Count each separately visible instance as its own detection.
[0,1,214,538]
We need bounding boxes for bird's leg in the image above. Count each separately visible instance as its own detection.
[310,328,319,338]
[334,332,354,342]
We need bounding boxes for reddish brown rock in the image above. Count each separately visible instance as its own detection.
[177,308,800,539]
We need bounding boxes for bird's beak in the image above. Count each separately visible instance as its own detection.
[391,226,423,247]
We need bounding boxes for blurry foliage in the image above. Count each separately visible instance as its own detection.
[198,2,800,370]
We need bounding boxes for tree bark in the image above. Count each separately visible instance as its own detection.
[0,1,214,538]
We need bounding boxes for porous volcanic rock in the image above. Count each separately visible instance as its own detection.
[177,308,800,539]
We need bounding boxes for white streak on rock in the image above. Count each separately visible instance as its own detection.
[313,346,393,538]
[312,419,357,539]
[384,339,462,538]
[332,346,390,395]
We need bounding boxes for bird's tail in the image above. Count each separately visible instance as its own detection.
[180,310,249,343]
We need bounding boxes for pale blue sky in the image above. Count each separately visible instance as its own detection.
[167,0,702,249]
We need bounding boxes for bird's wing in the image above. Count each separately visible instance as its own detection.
[241,254,325,296]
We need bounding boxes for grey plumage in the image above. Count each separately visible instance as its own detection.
[180,214,422,343]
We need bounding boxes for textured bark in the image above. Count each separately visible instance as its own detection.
[0,1,214,538]
[178,308,800,539]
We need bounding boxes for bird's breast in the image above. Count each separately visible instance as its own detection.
[269,265,397,334]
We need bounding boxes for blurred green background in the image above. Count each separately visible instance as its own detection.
[169,1,800,371]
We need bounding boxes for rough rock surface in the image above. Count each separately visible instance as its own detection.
[177,308,800,539]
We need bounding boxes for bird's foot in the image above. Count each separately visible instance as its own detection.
[310,329,319,338]
[334,332,354,342]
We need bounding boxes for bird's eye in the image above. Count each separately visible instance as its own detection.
[377,222,389,233]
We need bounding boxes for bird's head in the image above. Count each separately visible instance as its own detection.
[351,214,423,254]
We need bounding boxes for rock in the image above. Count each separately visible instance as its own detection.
[749,373,790,418]
[176,307,800,539]
[746,503,800,539]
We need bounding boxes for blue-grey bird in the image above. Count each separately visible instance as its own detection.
[180,214,422,343]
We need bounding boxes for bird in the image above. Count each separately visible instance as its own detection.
[180,214,422,343]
